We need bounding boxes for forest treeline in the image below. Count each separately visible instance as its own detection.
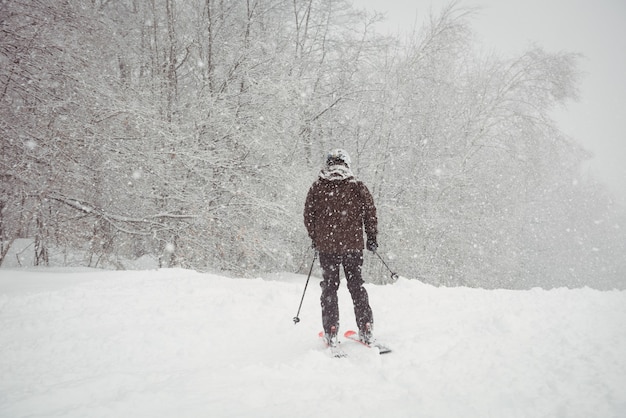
[1,0,624,289]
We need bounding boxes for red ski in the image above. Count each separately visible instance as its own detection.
[344,330,392,354]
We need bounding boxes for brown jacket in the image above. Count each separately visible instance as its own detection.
[304,175,377,254]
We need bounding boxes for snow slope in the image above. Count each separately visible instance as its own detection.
[1,268,625,418]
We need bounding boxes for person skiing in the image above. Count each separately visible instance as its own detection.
[304,148,378,348]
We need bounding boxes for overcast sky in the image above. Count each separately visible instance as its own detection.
[352,0,626,204]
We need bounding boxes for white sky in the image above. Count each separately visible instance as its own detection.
[352,0,626,204]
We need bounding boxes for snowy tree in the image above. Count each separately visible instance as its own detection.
[1,0,623,288]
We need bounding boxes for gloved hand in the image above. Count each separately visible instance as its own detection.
[366,237,378,253]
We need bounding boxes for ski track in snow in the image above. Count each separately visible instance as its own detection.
[1,268,625,418]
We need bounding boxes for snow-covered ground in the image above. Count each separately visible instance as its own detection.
[1,268,625,418]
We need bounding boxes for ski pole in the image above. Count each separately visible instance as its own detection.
[293,251,318,324]
[374,250,399,280]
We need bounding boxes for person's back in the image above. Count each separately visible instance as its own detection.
[305,174,375,255]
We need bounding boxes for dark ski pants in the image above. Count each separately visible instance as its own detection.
[319,251,373,335]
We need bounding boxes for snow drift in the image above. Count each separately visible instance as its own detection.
[1,268,625,417]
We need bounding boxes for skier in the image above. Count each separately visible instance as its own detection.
[304,149,378,348]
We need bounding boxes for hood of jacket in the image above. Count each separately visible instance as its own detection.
[318,164,355,181]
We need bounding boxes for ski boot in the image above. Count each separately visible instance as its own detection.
[358,322,374,345]
[324,325,339,347]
